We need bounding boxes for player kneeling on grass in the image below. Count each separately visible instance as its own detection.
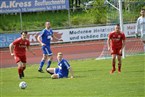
[46,52,74,79]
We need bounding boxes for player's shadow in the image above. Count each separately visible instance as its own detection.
[125,70,144,73]
[27,76,87,79]
[72,75,86,79]
[73,69,98,79]
[36,76,51,79]
[25,76,51,79]
[74,69,97,72]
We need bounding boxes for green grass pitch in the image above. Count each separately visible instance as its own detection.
[0,55,144,97]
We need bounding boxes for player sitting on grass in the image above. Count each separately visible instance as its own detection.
[46,52,74,79]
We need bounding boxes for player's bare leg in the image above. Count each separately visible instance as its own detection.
[46,68,59,79]
[110,54,116,74]
[51,74,59,79]
[46,68,55,75]
[117,55,122,73]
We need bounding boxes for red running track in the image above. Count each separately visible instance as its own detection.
[0,38,144,68]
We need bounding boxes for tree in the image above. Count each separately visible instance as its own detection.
[87,0,107,24]
[125,0,145,12]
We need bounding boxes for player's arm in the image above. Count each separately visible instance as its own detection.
[52,34,63,41]
[27,46,35,55]
[9,43,14,56]
[69,67,74,78]
[122,34,126,50]
[107,33,111,50]
[120,39,126,53]
[107,38,111,51]
[122,39,125,50]
[65,61,74,78]
[135,18,141,38]
[37,35,45,46]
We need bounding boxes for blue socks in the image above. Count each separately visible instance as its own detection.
[39,60,52,70]
[39,60,45,70]
[47,61,52,68]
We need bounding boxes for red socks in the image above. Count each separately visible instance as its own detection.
[118,64,121,72]
[18,67,22,76]
[18,67,26,76]
[112,62,116,71]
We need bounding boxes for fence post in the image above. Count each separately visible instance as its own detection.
[19,8,23,32]
[68,8,71,28]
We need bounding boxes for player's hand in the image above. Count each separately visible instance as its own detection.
[108,47,110,51]
[119,49,122,54]
[10,53,14,56]
[41,43,46,46]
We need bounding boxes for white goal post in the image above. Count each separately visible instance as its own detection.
[105,0,125,58]
[96,0,125,60]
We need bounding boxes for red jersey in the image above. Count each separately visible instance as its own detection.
[108,31,125,49]
[12,37,30,56]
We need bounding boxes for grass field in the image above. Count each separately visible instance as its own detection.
[0,55,144,97]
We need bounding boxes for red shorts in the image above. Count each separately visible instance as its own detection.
[14,55,26,63]
[111,48,122,56]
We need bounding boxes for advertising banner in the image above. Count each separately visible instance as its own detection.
[28,23,136,45]
[0,0,69,14]
[0,23,136,48]
[0,33,20,48]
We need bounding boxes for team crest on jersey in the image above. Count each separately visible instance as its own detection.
[118,35,121,39]
[19,42,27,48]
[25,42,27,45]
[49,31,53,35]
[58,65,62,69]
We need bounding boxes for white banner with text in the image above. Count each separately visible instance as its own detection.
[28,23,136,45]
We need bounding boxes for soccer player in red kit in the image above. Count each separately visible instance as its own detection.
[107,24,126,74]
[9,31,35,79]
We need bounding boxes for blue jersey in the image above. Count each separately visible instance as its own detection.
[39,28,53,46]
[55,59,70,78]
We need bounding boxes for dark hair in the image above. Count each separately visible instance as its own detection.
[116,24,120,26]
[46,19,50,22]
[141,8,145,11]
[21,31,28,34]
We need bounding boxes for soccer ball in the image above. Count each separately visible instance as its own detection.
[19,81,27,89]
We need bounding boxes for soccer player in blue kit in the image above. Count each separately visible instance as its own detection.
[37,21,62,72]
[46,52,74,79]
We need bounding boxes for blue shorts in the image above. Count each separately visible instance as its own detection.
[54,68,68,78]
[42,46,52,56]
